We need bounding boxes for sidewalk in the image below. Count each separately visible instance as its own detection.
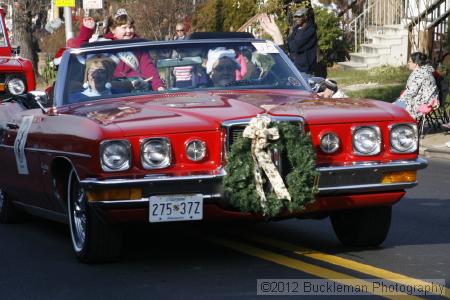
[419,130,450,160]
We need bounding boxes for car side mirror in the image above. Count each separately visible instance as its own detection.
[28,91,49,113]
[307,77,324,93]
[11,46,20,56]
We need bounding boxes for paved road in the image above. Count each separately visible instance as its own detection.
[0,158,449,300]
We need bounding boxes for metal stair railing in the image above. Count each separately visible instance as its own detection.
[406,0,448,31]
[405,0,450,62]
[348,0,404,52]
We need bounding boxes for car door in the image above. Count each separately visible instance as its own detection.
[0,105,52,210]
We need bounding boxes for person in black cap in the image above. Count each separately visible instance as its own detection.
[287,7,317,77]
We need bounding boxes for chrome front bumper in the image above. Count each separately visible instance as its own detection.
[317,157,427,195]
[81,158,428,207]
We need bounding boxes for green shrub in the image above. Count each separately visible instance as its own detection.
[41,55,57,85]
[315,7,345,66]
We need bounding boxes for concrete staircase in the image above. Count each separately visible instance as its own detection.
[339,25,408,70]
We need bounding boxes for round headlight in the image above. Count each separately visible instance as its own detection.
[353,126,381,155]
[320,132,340,154]
[141,138,171,169]
[390,124,418,153]
[7,78,26,95]
[100,140,131,171]
[186,140,206,161]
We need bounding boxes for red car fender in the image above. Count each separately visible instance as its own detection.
[18,57,36,91]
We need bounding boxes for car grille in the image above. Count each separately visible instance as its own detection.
[224,118,304,151]
[228,125,246,148]
[223,117,304,178]
[225,125,385,192]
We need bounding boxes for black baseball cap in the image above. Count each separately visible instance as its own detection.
[293,8,308,17]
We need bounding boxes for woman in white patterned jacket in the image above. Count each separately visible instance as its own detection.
[394,52,439,119]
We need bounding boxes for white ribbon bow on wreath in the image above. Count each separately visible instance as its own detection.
[243,115,291,211]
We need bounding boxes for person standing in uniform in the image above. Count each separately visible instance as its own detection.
[287,7,317,77]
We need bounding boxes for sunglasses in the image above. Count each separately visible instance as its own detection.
[176,29,185,32]
[89,69,107,75]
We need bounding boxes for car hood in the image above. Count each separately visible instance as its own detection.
[66,90,409,135]
[0,56,25,70]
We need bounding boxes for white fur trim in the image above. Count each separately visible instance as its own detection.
[206,48,239,74]
[53,56,62,66]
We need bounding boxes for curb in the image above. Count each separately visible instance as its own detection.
[419,147,450,160]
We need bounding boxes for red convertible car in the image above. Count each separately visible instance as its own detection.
[0,36,426,263]
[0,8,35,98]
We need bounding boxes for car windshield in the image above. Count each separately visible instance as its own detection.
[61,40,308,105]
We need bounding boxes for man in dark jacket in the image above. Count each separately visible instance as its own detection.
[287,8,317,77]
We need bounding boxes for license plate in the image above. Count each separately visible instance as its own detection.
[149,194,203,223]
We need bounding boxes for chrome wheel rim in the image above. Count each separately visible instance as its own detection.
[68,171,87,252]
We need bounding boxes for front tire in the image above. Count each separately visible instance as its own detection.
[67,170,122,263]
[0,188,25,224]
[331,206,392,247]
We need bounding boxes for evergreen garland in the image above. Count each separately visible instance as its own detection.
[224,122,319,218]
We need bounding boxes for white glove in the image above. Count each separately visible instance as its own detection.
[131,78,148,90]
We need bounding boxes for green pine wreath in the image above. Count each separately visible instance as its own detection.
[224,122,319,218]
